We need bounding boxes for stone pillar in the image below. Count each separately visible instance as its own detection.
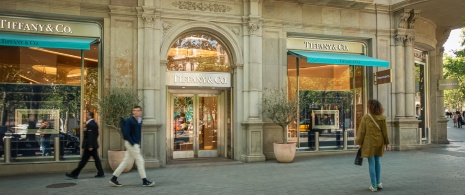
[241,0,265,162]
[391,9,424,150]
[428,26,451,144]
[404,35,416,117]
[137,5,161,168]
[394,34,406,118]
[432,47,449,144]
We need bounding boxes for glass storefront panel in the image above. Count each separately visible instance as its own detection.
[198,96,218,150]
[173,96,194,152]
[0,44,99,162]
[167,32,231,72]
[288,55,362,151]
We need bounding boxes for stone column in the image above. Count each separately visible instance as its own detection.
[137,6,161,167]
[404,35,416,117]
[241,0,265,162]
[432,47,449,144]
[394,34,406,118]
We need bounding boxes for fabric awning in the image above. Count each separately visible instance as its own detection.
[288,50,390,67]
[0,32,97,50]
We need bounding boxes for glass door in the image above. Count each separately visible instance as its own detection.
[172,96,195,158]
[198,96,218,157]
[172,94,218,159]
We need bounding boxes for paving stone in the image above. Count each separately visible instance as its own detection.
[1,118,465,194]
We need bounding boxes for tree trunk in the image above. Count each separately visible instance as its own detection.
[282,126,287,144]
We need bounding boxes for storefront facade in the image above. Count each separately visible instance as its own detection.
[0,0,462,175]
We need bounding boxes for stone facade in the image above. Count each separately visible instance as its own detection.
[0,0,463,175]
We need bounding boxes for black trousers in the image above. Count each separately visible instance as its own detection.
[71,148,104,176]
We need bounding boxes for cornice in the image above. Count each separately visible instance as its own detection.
[160,10,243,24]
[80,3,111,14]
[109,5,137,16]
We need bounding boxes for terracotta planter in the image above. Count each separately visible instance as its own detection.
[273,143,296,163]
[108,150,134,172]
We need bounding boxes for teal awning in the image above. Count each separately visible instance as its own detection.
[288,50,390,67]
[0,32,96,50]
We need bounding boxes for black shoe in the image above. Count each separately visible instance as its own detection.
[95,174,105,178]
[65,173,78,179]
[142,179,155,187]
[109,179,122,187]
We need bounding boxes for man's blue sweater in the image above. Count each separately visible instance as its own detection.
[122,116,142,145]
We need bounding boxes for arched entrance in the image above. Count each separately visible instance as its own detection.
[165,32,233,159]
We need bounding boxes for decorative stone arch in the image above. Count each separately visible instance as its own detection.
[160,21,243,66]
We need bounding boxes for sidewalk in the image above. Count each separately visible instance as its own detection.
[0,119,464,195]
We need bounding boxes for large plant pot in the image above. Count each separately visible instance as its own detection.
[273,143,296,163]
[108,150,134,172]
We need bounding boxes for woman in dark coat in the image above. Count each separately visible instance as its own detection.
[356,99,391,192]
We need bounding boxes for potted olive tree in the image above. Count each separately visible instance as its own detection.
[99,88,140,172]
[262,88,299,163]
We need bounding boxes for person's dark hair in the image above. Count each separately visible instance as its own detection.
[133,105,142,111]
[88,112,94,118]
[368,99,384,115]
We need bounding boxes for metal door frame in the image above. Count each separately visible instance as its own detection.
[169,91,223,159]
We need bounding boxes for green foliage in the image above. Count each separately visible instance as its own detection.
[98,88,140,136]
[262,88,298,144]
[443,28,465,111]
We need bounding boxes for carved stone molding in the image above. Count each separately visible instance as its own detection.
[439,47,445,55]
[229,26,240,36]
[397,9,411,29]
[248,23,260,34]
[141,14,156,23]
[395,34,406,45]
[172,1,232,13]
[407,10,420,29]
[405,35,415,45]
[163,21,173,35]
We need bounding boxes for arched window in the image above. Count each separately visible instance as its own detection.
[167,32,231,72]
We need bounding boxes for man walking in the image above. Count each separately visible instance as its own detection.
[109,106,155,187]
[66,112,104,179]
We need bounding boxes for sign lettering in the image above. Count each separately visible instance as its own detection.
[0,19,73,34]
[375,69,391,84]
[287,38,364,54]
[304,41,349,51]
[438,78,459,90]
[166,71,231,88]
[174,75,228,84]
[414,49,427,63]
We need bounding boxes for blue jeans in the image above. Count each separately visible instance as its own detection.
[40,137,51,156]
[367,155,381,187]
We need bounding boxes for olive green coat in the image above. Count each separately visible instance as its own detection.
[355,114,390,158]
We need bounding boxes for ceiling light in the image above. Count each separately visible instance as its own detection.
[32,65,57,75]
[67,68,82,77]
[28,48,98,62]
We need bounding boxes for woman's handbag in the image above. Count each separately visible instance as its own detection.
[354,148,363,166]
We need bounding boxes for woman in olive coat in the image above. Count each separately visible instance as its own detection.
[356,99,391,192]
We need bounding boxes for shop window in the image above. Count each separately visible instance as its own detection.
[167,32,231,72]
[287,55,363,150]
[0,45,99,161]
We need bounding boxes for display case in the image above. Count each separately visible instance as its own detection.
[312,110,339,130]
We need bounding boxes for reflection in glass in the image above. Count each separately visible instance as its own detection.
[0,45,99,161]
[287,55,361,150]
[167,33,230,72]
[173,96,194,151]
[198,96,217,150]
